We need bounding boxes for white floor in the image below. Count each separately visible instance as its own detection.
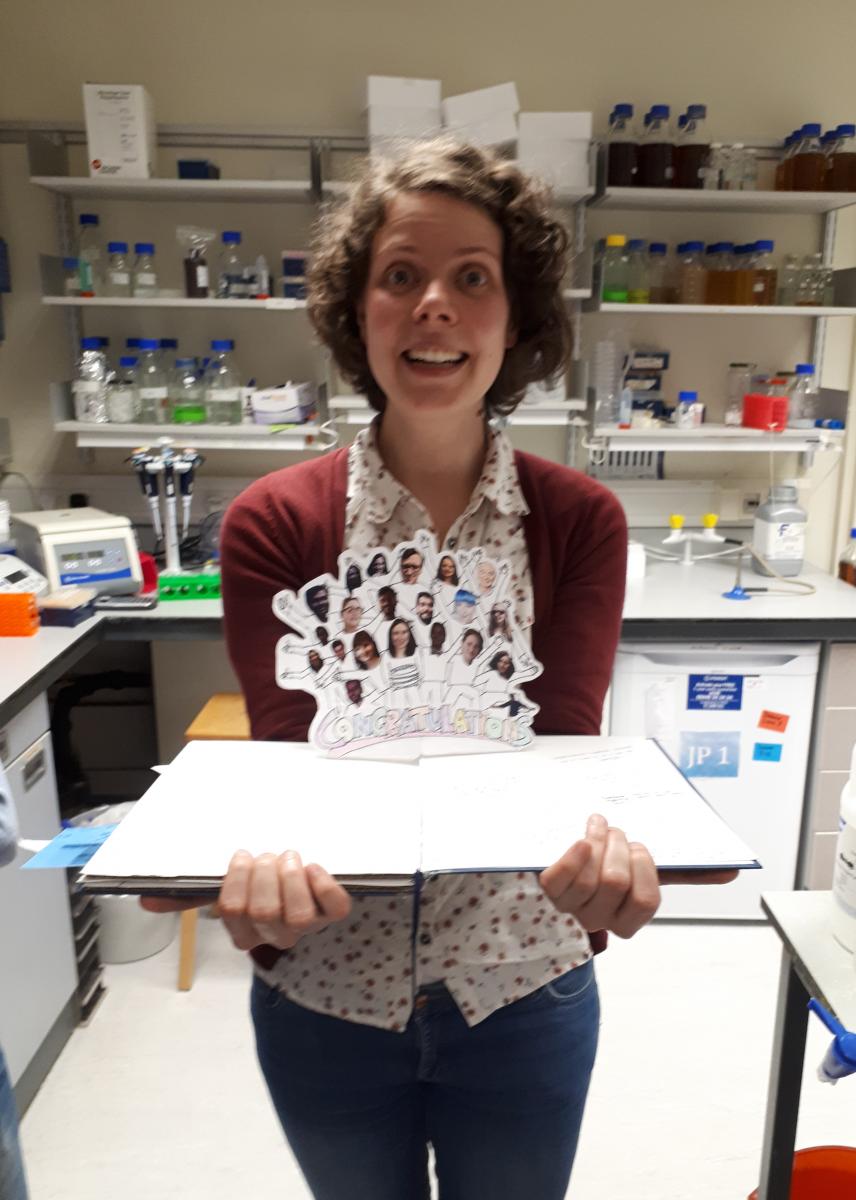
[20,918,856,1200]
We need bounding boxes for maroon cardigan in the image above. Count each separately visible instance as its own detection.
[220,445,628,959]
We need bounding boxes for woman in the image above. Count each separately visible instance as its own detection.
[488,601,512,642]
[146,137,735,1200]
[476,648,537,717]
[436,554,459,586]
[386,617,421,705]
[351,629,382,672]
[367,552,388,577]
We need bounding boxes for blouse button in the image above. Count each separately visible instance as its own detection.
[446,537,457,549]
[419,931,433,946]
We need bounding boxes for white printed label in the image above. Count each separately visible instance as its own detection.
[109,271,130,285]
[208,388,241,401]
[139,387,168,401]
[72,381,100,395]
[833,821,856,918]
[196,265,209,287]
[135,272,157,286]
[753,519,806,562]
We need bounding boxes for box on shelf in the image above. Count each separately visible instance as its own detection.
[441,82,520,126]
[444,112,518,149]
[177,159,220,179]
[83,83,156,179]
[250,383,316,425]
[517,151,589,191]
[367,106,442,139]
[366,76,442,110]
[518,112,593,142]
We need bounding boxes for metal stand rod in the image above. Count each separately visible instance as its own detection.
[757,950,809,1200]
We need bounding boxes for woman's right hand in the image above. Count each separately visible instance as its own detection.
[140,850,352,951]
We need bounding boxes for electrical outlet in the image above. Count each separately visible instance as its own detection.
[742,491,762,515]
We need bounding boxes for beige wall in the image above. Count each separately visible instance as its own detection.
[2,0,856,560]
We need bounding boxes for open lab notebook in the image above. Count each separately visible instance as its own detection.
[78,737,760,897]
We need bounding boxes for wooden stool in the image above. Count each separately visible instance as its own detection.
[178,692,250,991]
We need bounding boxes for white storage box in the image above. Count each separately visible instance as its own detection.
[366,76,441,110]
[251,383,316,425]
[83,83,156,178]
[518,147,591,190]
[518,111,593,141]
[442,82,520,125]
[445,112,518,149]
[368,106,442,139]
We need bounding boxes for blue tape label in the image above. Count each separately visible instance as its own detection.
[753,742,783,763]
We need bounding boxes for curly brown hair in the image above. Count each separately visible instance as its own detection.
[306,136,572,418]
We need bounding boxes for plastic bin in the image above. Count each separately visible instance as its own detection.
[70,803,178,964]
[748,1146,856,1199]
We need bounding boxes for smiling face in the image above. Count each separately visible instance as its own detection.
[400,551,423,581]
[357,191,515,418]
[345,680,362,704]
[354,637,379,668]
[416,593,433,623]
[390,620,411,656]
[462,631,482,664]
[496,653,512,678]
[341,598,362,632]
[379,590,396,619]
[308,650,323,672]
[477,562,497,592]
[439,555,456,582]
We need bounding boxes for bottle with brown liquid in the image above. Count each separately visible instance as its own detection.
[732,246,755,305]
[774,134,794,190]
[638,106,674,187]
[648,242,676,303]
[607,104,638,187]
[677,242,706,304]
[705,242,736,305]
[830,124,856,191]
[674,104,710,188]
[750,240,778,305]
[792,124,827,191]
[839,528,856,587]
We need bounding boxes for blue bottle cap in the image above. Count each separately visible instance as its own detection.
[160,338,178,349]
[613,103,634,117]
[97,338,110,347]
[211,339,235,351]
[138,338,159,351]
[851,527,856,537]
[677,115,687,129]
[648,105,670,118]
[80,337,102,349]
[679,391,698,401]
[802,123,822,137]
[836,124,856,137]
[649,242,667,254]
[126,338,141,348]
[79,214,99,226]
[222,231,242,244]
[719,241,736,252]
[107,241,128,253]
[754,240,775,253]
[706,242,721,253]
[684,241,705,252]
[686,104,707,118]
[795,363,815,374]
[62,257,79,269]
[175,357,196,368]
[134,242,155,255]
[829,420,845,429]
[119,356,138,368]
[627,239,646,250]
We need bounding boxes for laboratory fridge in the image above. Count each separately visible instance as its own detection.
[609,642,820,919]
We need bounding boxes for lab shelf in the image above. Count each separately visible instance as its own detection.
[329,396,586,427]
[592,424,842,453]
[30,176,336,203]
[593,187,856,214]
[42,296,306,310]
[591,302,856,317]
[54,420,336,452]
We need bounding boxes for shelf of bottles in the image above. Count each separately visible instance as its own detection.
[593,187,856,214]
[53,420,335,452]
[42,296,306,310]
[593,302,856,317]
[591,424,840,454]
[29,177,336,204]
[329,395,586,428]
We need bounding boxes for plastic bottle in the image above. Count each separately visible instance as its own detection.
[647,242,673,303]
[72,336,109,423]
[77,213,102,295]
[725,362,755,426]
[675,390,697,429]
[217,231,245,299]
[732,246,754,305]
[752,483,806,577]
[108,356,140,423]
[674,104,709,188]
[626,239,650,303]
[775,133,795,190]
[592,339,621,425]
[601,235,629,302]
[170,357,207,424]
[677,241,706,304]
[104,241,132,297]
[830,124,856,191]
[136,338,168,423]
[838,528,856,586]
[796,253,824,306]
[606,104,638,187]
[159,338,179,373]
[705,242,736,305]
[63,257,81,296]
[247,254,271,300]
[205,339,243,424]
[778,254,801,305]
[132,243,158,297]
[750,240,778,306]
[789,363,819,428]
[638,106,674,188]
[792,123,826,191]
[831,744,856,951]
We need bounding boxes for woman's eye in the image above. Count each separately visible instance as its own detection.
[383,264,414,290]
[460,265,489,289]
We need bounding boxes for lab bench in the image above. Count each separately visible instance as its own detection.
[2,559,856,1110]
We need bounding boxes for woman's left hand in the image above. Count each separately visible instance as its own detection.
[539,814,738,939]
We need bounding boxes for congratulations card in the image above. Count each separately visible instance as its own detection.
[272,531,543,759]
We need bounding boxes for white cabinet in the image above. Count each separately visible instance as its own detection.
[0,720,77,1085]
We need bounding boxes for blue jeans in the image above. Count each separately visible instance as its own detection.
[251,959,599,1200]
[0,1047,28,1200]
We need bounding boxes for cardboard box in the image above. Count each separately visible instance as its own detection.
[442,82,520,126]
[368,106,442,139]
[444,111,518,149]
[83,83,156,178]
[519,112,593,141]
[517,150,590,191]
[366,76,441,110]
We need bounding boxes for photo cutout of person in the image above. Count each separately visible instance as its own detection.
[475,648,539,716]
[435,553,460,607]
[304,583,330,625]
[366,551,389,579]
[419,620,448,706]
[343,677,373,714]
[350,629,388,693]
[395,545,426,608]
[338,595,365,645]
[369,584,399,647]
[330,638,347,664]
[451,588,479,627]
[386,617,421,706]
[411,590,436,646]
[488,600,513,643]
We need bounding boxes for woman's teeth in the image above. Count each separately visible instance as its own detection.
[404,350,467,365]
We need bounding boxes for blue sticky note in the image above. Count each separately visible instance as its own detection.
[753,742,783,763]
[688,674,744,711]
[680,731,741,778]
[22,824,118,870]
